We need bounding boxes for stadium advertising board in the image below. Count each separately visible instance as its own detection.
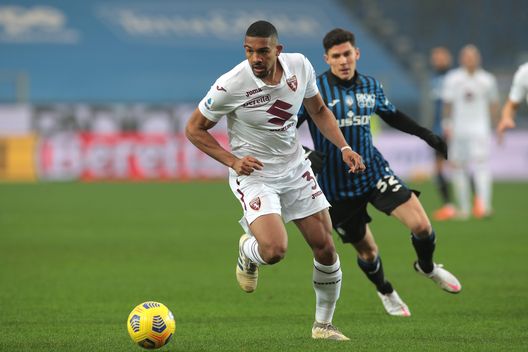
[0,135,37,181]
[1,103,528,181]
[37,132,229,181]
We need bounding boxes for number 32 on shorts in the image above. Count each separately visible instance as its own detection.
[376,175,402,193]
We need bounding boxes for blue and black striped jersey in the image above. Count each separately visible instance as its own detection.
[298,70,399,201]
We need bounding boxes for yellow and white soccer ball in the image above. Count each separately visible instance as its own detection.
[127,301,176,349]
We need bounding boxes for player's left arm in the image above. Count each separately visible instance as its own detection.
[378,109,448,159]
[303,93,365,173]
[497,66,527,143]
[375,80,448,159]
[296,105,325,173]
[497,99,519,144]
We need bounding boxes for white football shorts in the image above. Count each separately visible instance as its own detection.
[228,158,330,234]
[449,135,491,164]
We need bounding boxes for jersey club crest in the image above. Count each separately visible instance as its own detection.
[249,197,261,211]
[286,75,297,92]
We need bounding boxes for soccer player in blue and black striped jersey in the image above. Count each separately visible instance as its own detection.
[298,28,462,317]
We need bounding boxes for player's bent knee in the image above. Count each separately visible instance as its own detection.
[411,220,432,237]
[312,239,336,263]
[261,244,287,264]
[357,248,378,262]
[265,252,286,265]
[312,232,335,251]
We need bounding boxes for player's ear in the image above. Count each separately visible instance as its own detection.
[324,53,329,64]
[355,47,361,60]
[276,44,283,56]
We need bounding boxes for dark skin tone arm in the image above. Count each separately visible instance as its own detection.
[185,109,263,176]
[303,93,365,173]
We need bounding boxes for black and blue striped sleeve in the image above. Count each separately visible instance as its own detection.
[374,80,396,113]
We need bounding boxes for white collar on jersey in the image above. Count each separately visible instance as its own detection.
[246,53,292,88]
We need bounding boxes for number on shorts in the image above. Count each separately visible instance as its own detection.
[302,171,317,190]
[376,175,402,193]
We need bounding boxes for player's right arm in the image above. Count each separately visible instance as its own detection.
[185,109,263,176]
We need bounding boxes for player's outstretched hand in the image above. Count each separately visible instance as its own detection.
[302,146,325,174]
[342,148,365,173]
[496,117,515,145]
[232,156,263,176]
[424,132,448,160]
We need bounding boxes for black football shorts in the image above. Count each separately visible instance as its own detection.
[328,175,419,244]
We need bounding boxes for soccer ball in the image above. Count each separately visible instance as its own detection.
[127,301,176,349]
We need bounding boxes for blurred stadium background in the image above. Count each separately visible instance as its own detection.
[1,1,527,351]
[1,0,527,182]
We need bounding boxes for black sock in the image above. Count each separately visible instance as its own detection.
[436,173,451,204]
[411,231,436,273]
[357,256,393,294]
[469,175,476,195]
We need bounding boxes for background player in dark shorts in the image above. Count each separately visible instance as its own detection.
[429,47,457,221]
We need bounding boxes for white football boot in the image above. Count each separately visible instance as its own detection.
[414,261,462,293]
[377,290,411,317]
[311,322,350,341]
[236,234,259,293]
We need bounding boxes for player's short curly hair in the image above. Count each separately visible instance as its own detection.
[323,28,356,52]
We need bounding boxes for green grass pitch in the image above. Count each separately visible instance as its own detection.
[1,181,527,351]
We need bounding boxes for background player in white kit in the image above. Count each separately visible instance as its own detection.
[497,62,528,142]
[185,20,365,340]
[442,44,499,219]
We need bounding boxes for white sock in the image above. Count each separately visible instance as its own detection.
[452,167,470,215]
[313,256,342,324]
[473,160,492,212]
[242,236,267,265]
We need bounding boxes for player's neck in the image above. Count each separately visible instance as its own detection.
[262,62,283,85]
[465,67,478,75]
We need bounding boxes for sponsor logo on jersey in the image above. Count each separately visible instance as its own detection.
[267,99,293,126]
[286,75,297,92]
[204,97,214,110]
[269,122,294,132]
[346,95,354,107]
[338,111,371,127]
[246,88,262,97]
[242,94,271,108]
[355,93,376,108]
[216,85,226,92]
[249,197,261,211]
